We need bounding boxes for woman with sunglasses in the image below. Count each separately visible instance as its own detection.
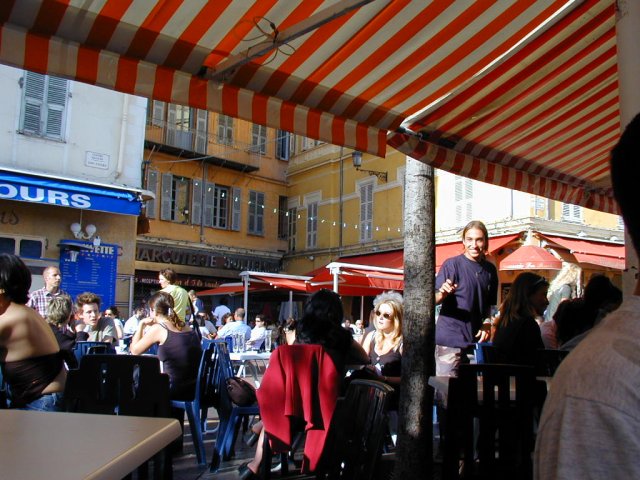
[362,291,404,392]
[491,272,547,366]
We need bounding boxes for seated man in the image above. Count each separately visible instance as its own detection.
[75,292,117,343]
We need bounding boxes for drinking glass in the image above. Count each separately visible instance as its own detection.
[233,333,241,353]
[264,333,272,352]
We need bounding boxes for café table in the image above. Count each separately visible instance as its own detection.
[0,409,181,480]
[429,375,552,406]
[230,350,271,386]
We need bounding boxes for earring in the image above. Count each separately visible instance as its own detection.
[0,288,5,295]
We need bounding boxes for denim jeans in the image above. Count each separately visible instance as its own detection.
[21,392,64,412]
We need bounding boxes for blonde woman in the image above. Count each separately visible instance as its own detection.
[362,291,403,390]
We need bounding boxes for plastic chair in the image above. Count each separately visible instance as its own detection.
[443,363,536,480]
[64,354,173,478]
[171,340,223,465]
[210,340,260,472]
[72,341,116,366]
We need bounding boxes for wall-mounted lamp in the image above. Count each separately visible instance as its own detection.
[70,222,101,246]
[352,151,387,182]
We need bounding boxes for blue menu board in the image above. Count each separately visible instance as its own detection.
[59,239,118,307]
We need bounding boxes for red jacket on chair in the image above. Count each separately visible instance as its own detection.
[256,344,340,472]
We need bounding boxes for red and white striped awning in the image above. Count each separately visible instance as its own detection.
[0,0,620,211]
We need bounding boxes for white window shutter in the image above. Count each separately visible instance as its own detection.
[22,72,45,135]
[45,76,67,139]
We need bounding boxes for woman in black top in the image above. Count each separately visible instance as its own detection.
[492,272,547,366]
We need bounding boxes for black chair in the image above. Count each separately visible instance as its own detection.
[64,354,173,478]
[72,341,116,367]
[258,379,394,479]
[210,340,260,472]
[443,364,536,480]
[534,348,569,377]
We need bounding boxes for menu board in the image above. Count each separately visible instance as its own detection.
[59,239,118,307]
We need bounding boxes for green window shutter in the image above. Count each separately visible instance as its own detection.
[146,169,159,218]
[22,71,45,135]
[191,179,203,225]
[160,173,173,221]
[45,76,67,139]
[195,109,208,153]
[204,182,215,228]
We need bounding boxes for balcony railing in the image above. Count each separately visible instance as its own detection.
[145,120,261,171]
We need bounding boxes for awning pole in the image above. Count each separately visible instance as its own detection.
[243,276,249,322]
[288,290,293,318]
[330,265,340,293]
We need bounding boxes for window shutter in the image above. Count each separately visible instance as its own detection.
[152,101,165,126]
[146,169,159,218]
[360,183,373,242]
[195,109,208,153]
[276,130,290,160]
[204,182,215,228]
[288,207,297,252]
[191,179,203,225]
[160,173,173,221]
[166,104,177,146]
[307,202,318,248]
[231,187,241,231]
[257,192,265,234]
[22,72,45,135]
[45,76,67,139]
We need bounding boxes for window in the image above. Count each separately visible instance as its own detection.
[218,114,234,145]
[359,183,373,242]
[145,169,159,218]
[455,176,473,224]
[166,104,193,150]
[0,236,44,258]
[251,124,267,155]
[307,202,318,248]
[276,130,291,160]
[301,136,323,151]
[562,203,582,223]
[20,72,68,140]
[288,207,297,252]
[212,185,230,229]
[150,100,165,127]
[278,196,288,240]
[248,190,265,235]
[160,173,191,223]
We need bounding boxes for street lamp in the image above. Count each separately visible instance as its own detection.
[352,151,387,182]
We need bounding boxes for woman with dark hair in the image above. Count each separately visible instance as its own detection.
[0,254,66,410]
[294,288,369,372]
[239,289,368,479]
[491,272,548,366]
[130,291,202,400]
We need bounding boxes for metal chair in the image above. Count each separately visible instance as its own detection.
[210,340,260,472]
[443,363,536,480]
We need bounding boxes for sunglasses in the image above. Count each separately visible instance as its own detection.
[375,311,393,320]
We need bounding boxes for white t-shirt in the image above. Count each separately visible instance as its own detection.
[534,296,640,479]
[212,304,231,326]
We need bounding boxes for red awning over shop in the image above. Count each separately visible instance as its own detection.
[541,234,625,270]
[499,245,563,271]
[251,275,309,292]
[199,283,250,296]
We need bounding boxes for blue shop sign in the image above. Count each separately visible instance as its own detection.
[0,170,142,216]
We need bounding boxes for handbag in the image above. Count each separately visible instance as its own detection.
[226,376,257,406]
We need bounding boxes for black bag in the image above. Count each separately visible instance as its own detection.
[226,376,257,406]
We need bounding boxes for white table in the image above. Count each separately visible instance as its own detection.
[0,410,181,480]
[230,350,271,386]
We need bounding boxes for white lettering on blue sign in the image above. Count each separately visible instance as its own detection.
[0,183,91,208]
